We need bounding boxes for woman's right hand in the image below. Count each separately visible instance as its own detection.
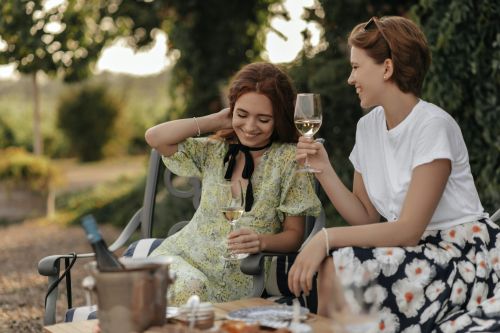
[296,136,330,173]
[288,232,328,297]
[215,107,233,131]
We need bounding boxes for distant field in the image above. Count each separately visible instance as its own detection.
[0,70,172,155]
[53,154,148,193]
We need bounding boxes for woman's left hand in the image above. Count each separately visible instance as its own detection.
[288,232,327,296]
[227,228,261,254]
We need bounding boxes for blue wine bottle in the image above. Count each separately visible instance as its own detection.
[81,215,123,271]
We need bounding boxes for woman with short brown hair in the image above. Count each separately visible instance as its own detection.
[289,16,500,332]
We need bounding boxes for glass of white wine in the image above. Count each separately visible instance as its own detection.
[294,93,322,173]
[219,180,248,261]
[331,266,379,333]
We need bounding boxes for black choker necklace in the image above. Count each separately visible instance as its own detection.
[223,141,272,212]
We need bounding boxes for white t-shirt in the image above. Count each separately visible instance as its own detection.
[349,99,487,230]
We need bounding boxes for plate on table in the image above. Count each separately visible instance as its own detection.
[226,305,310,329]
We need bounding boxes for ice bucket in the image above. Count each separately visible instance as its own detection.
[87,256,174,333]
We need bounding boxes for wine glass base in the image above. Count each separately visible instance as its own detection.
[296,166,322,173]
[221,253,249,261]
[332,314,378,333]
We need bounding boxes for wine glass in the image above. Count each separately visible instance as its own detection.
[218,180,248,261]
[294,93,323,173]
[330,266,379,333]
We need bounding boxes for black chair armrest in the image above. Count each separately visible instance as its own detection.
[240,252,291,275]
[167,221,189,237]
[38,252,95,325]
[38,253,94,277]
[37,206,143,325]
[240,251,298,297]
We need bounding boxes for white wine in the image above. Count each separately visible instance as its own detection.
[221,207,244,222]
[295,119,322,136]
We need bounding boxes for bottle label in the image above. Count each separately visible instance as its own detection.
[81,215,103,243]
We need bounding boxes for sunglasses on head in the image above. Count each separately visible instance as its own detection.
[363,17,392,58]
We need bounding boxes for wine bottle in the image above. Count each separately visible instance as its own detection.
[81,214,123,271]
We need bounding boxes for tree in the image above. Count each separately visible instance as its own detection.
[413,0,500,213]
[1,0,284,155]
[58,84,121,161]
[0,1,128,155]
[109,0,283,119]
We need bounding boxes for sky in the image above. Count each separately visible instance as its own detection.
[0,0,320,79]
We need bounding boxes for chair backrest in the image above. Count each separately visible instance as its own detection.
[140,149,201,238]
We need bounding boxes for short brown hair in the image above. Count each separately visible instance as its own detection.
[348,16,431,96]
[225,62,298,143]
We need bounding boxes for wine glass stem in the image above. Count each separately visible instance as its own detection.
[227,221,236,258]
[304,153,311,169]
[304,135,313,168]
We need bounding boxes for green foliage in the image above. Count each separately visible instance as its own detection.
[163,0,281,118]
[0,147,60,192]
[0,0,152,155]
[56,173,196,238]
[0,0,125,81]
[57,84,122,161]
[413,0,500,213]
[94,71,172,154]
[290,0,415,226]
[0,117,15,148]
[56,175,143,227]
[109,0,283,118]
[0,72,170,158]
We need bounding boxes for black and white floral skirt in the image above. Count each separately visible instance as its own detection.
[331,218,500,333]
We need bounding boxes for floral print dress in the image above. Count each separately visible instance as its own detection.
[150,137,321,306]
[331,218,500,333]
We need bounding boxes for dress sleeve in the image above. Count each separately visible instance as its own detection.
[161,137,211,178]
[276,147,322,221]
[411,117,457,170]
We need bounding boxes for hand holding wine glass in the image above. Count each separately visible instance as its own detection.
[294,93,323,173]
[219,180,248,261]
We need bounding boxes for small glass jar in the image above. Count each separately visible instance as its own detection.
[179,302,215,330]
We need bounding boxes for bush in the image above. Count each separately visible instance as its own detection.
[57,84,123,162]
[414,0,500,213]
[0,147,61,192]
[56,175,143,227]
[0,117,16,149]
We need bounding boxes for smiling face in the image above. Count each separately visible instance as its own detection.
[232,92,274,147]
[347,46,387,109]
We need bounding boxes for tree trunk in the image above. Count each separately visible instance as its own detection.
[32,71,43,155]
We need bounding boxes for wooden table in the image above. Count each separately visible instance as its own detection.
[44,298,335,332]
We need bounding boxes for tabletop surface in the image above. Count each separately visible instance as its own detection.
[43,298,335,332]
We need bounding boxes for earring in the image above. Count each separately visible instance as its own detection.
[383,75,387,80]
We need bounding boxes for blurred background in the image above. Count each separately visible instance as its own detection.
[1,0,498,229]
[0,0,498,331]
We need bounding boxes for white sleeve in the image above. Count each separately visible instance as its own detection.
[412,117,456,169]
[349,143,361,173]
[349,122,362,173]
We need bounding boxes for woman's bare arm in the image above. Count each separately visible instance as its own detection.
[144,108,232,156]
[325,158,451,248]
[228,215,305,254]
[288,158,451,296]
[297,137,379,225]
